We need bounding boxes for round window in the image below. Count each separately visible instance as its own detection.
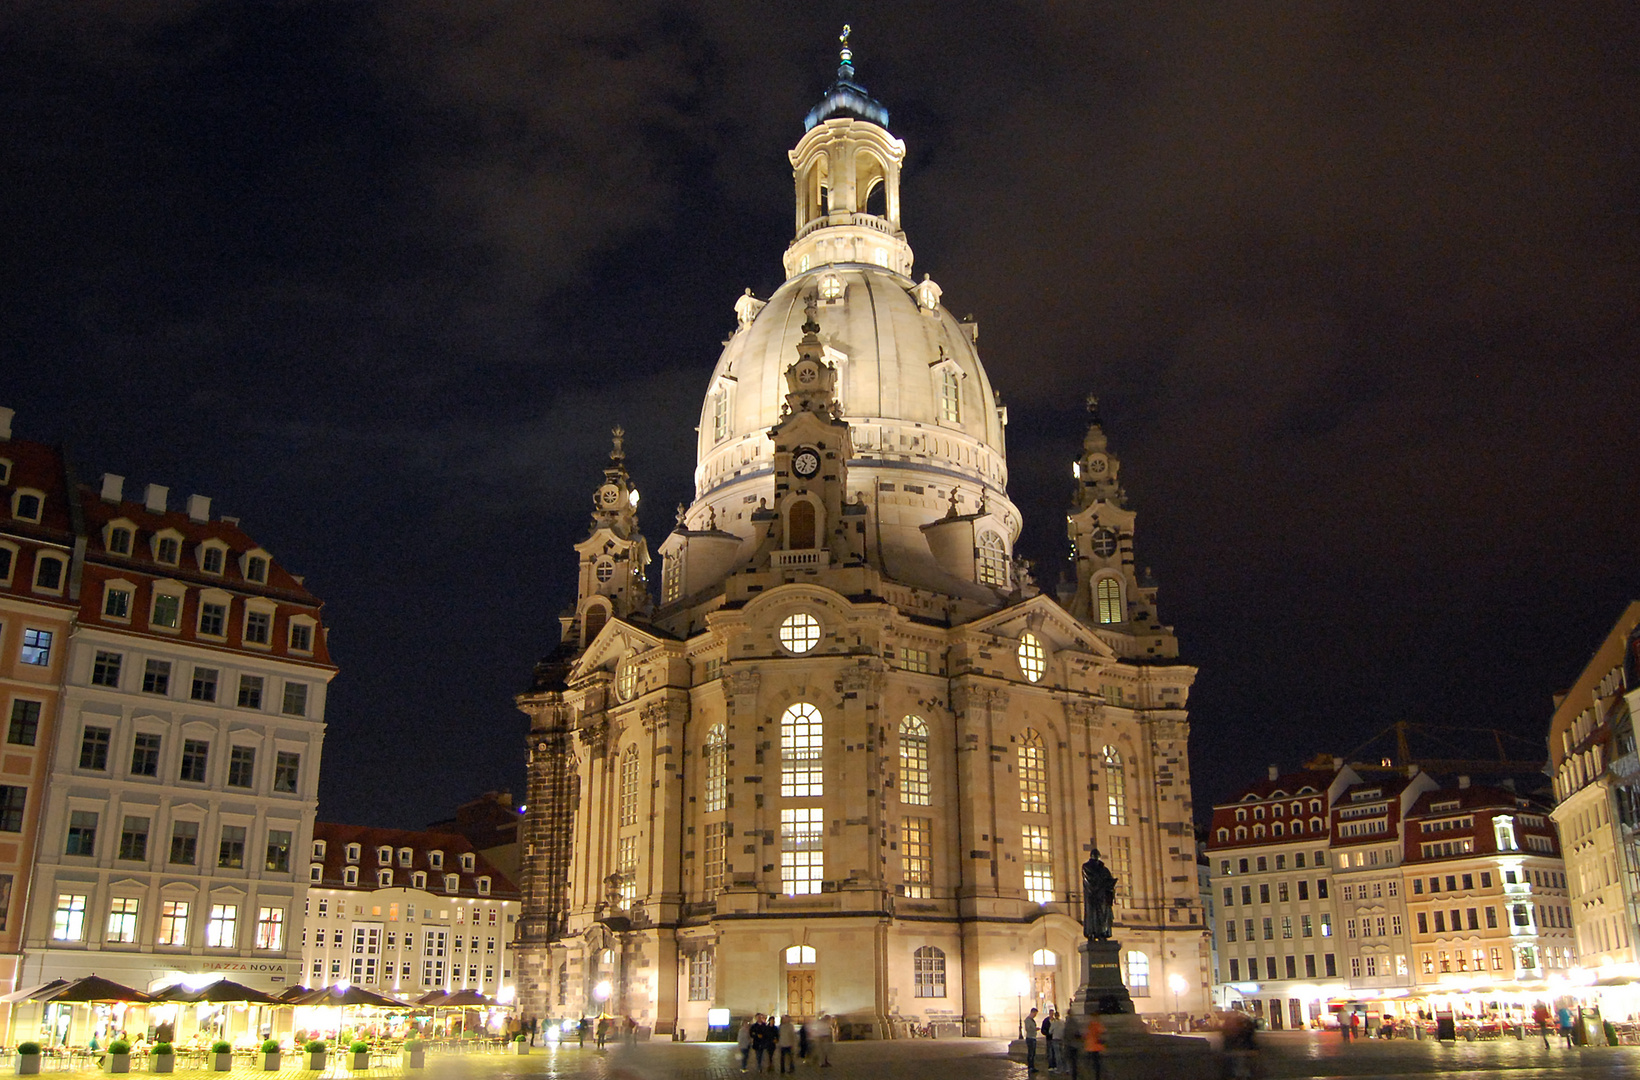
[1017,632,1045,683]
[616,660,638,702]
[779,612,821,654]
[596,561,615,584]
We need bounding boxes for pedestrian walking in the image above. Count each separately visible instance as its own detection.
[1082,1013,1106,1080]
[596,1017,610,1049]
[753,1013,777,1073]
[1024,1007,1039,1072]
[1532,1002,1551,1048]
[808,1015,834,1067]
[1557,1005,1574,1048]
[1062,1012,1083,1080]
[578,1017,589,1048]
[777,1015,798,1074]
[738,1017,755,1072]
[1042,1009,1057,1070]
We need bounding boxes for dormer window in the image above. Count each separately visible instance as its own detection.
[378,869,393,887]
[444,874,459,893]
[153,531,182,565]
[12,490,43,523]
[477,877,491,895]
[244,553,269,583]
[289,618,315,653]
[102,581,135,621]
[313,840,327,859]
[345,843,361,864]
[398,848,412,868]
[310,864,322,882]
[0,459,10,484]
[107,525,133,556]
[151,586,184,631]
[344,866,358,886]
[460,853,476,872]
[33,554,65,593]
[428,851,443,870]
[198,542,227,575]
[377,846,393,864]
[411,871,427,889]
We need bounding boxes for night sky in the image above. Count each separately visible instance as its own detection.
[4,4,1637,829]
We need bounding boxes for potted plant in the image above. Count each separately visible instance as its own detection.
[151,1043,175,1075]
[403,1039,426,1070]
[15,1042,40,1076]
[106,1040,131,1074]
[210,1041,233,1072]
[348,1042,370,1070]
[260,1039,281,1071]
[305,1041,327,1071]
[513,1034,529,1055]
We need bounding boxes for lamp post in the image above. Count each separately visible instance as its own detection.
[1168,973,1189,1028]
[1015,971,1032,1039]
[592,981,611,1018]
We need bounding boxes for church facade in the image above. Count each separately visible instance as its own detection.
[513,41,1208,1038]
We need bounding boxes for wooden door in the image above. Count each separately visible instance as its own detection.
[786,971,815,1017]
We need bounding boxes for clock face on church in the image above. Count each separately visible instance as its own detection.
[792,447,821,478]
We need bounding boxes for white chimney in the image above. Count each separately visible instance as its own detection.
[100,473,125,503]
[1267,764,1279,781]
[186,494,211,523]
[144,484,169,514]
[1457,775,1471,790]
[0,407,12,440]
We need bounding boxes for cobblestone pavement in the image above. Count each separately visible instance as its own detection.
[29,1033,1640,1080]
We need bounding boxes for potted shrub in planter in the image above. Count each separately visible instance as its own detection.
[151,1043,175,1075]
[305,1041,327,1071]
[15,1042,40,1076]
[403,1039,426,1070]
[260,1040,282,1071]
[210,1041,233,1072]
[348,1042,370,1070]
[106,1040,131,1074]
[513,1035,529,1056]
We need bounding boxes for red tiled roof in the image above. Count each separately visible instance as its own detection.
[311,822,520,899]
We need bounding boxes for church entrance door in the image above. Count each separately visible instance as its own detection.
[786,971,815,1018]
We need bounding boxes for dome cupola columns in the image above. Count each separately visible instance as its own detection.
[785,27,914,280]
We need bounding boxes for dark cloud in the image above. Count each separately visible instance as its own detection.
[1,2,1635,825]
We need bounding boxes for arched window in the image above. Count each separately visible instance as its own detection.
[913,946,946,998]
[780,703,823,798]
[582,604,607,644]
[1216,828,1228,841]
[1272,822,1284,836]
[784,944,816,965]
[619,746,640,827]
[617,658,638,702]
[1017,631,1045,683]
[1235,826,1246,840]
[1291,819,1304,834]
[899,717,930,805]
[703,725,727,813]
[977,531,1008,587]
[1104,746,1127,826]
[1096,577,1123,624]
[788,499,816,549]
[1032,949,1057,967]
[1019,730,1047,814]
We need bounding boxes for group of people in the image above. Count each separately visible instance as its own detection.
[736,1013,836,1072]
[574,1015,640,1049]
[1022,1007,1106,1080]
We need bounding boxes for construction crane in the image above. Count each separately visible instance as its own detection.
[1336,720,1545,777]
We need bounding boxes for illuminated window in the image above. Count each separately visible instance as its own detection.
[901,816,932,898]
[940,369,961,423]
[784,945,816,965]
[779,612,820,654]
[1019,730,1047,813]
[1124,951,1149,996]
[899,716,930,805]
[703,725,727,812]
[53,894,88,941]
[780,703,823,798]
[616,836,637,904]
[106,898,139,943]
[1096,577,1123,624]
[157,900,189,946]
[1017,632,1044,682]
[913,946,946,997]
[617,659,638,702]
[1104,746,1128,826]
[688,952,714,1001]
[662,554,682,603]
[780,808,823,895]
[205,904,238,948]
[619,747,640,827]
[819,273,844,301]
[977,531,1008,587]
[1022,825,1054,903]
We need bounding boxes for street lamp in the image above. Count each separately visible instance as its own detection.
[1168,973,1189,1026]
[1015,971,1032,1039]
[593,981,612,1017]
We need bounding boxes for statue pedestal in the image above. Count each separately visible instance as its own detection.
[1054,939,1218,1080]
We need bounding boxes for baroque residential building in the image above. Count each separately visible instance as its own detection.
[513,42,1207,1037]
[17,463,333,1003]
[0,410,79,1017]
[301,824,520,1000]
[1548,602,1640,992]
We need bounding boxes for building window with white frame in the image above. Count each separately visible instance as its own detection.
[205,904,238,948]
[977,531,1008,587]
[712,389,730,443]
[914,946,947,997]
[106,898,139,943]
[780,808,823,895]
[687,952,714,1001]
[1104,746,1128,826]
[899,716,930,805]
[1019,730,1047,813]
[1124,951,1150,996]
[780,703,824,797]
[901,816,932,898]
[703,725,727,812]
[157,900,189,946]
[939,369,961,423]
[53,894,88,941]
[619,747,640,826]
[1022,824,1054,903]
